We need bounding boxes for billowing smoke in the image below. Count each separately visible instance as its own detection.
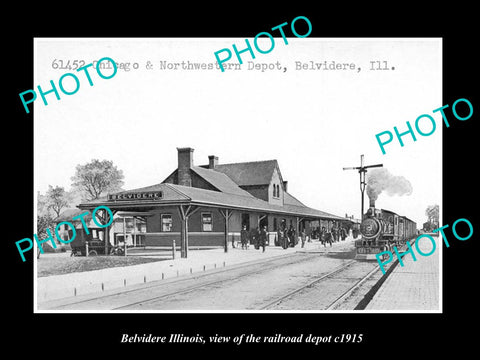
[366,168,413,201]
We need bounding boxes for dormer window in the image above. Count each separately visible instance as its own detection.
[273,184,280,198]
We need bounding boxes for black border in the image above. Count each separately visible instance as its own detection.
[7,4,478,355]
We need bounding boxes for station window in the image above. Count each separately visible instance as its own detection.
[161,214,173,232]
[202,213,213,231]
[273,218,278,231]
[273,184,280,198]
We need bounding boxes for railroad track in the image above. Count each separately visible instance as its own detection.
[259,260,381,310]
[111,252,323,310]
[325,264,381,310]
[44,252,318,310]
[44,249,383,311]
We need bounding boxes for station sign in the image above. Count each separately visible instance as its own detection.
[108,191,163,201]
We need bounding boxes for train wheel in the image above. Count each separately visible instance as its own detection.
[88,250,98,256]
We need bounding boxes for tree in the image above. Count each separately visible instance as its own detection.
[36,213,55,259]
[71,159,124,201]
[425,204,439,227]
[37,191,51,217]
[66,188,86,208]
[45,185,70,217]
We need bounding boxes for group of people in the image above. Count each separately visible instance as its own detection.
[239,225,268,252]
[318,226,348,247]
[277,225,306,249]
[237,224,350,251]
[238,223,310,252]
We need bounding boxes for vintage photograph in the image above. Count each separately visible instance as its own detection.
[33,38,442,312]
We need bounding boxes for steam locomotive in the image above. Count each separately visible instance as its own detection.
[355,199,417,260]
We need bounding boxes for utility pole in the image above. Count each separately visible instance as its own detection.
[343,155,383,221]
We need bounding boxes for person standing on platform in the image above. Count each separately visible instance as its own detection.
[258,225,268,252]
[240,225,249,250]
[277,229,282,247]
[252,227,260,250]
[279,221,286,249]
[287,225,295,247]
[326,228,333,247]
[332,227,338,243]
[321,226,333,247]
[279,222,288,249]
[353,226,359,239]
[300,229,306,248]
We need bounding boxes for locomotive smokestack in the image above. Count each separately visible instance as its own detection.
[369,197,375,209]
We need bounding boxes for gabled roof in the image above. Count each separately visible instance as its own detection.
[190,166,254,197]
[170,183,344,219]
[283,191,306,207]
[78,183,345,221]
[77,155,347,221]
[54,207,104,228]
[54,208,88,222]
[213,160,279,186]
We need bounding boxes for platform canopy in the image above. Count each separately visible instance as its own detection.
[78,182,346,221]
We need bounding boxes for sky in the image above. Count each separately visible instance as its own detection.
[34,38,442,225]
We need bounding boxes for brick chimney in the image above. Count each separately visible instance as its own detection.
[208,155,218,169]
[177,147,194,186]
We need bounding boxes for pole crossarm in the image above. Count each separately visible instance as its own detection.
[342,164,383,171]
[343,155,383,221]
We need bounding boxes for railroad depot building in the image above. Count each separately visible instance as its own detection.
[77,147,348,257]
